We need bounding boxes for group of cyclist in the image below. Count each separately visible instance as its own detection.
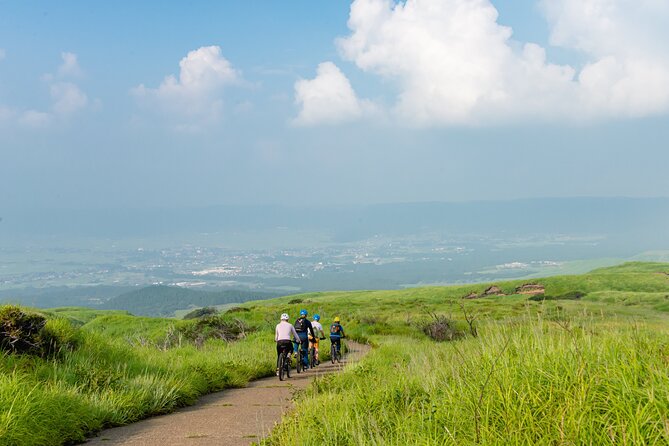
[274,309,345,375]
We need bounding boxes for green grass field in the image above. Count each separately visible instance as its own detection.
[2,261,669,445]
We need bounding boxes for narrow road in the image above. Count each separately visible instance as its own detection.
[85,342,370,446]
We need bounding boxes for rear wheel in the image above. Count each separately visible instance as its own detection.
[330,343,336,364]
[296,350,303,373]
[309,346,316,368]
[278,352,286,381]
[285,354,291,378]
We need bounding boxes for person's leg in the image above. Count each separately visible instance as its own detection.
[301,338,309,368]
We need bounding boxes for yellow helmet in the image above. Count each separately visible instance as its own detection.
[334,316,340,322]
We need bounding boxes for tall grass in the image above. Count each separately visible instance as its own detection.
[3,262,669,445]
[0,315,275,445]
[263,316,669,445]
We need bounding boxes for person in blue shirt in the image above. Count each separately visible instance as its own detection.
[293,309,316,370]
[329,316,346,357]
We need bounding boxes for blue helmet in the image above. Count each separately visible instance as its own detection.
[313,314,320,321]
[300,309,308,317]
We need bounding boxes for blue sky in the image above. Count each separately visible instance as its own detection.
[1,0,668,210]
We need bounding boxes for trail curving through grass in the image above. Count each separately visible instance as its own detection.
[84,341,370,446]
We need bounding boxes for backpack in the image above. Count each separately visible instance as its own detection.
[294,318,307,332]
[330,323,341,334]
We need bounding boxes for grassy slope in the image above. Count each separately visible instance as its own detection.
[2,262,669,445]
[0,311,275,445]
[256,262,669,445]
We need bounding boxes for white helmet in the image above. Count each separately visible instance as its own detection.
[280,313,289,320]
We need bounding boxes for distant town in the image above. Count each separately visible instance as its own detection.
[1,231,607,300]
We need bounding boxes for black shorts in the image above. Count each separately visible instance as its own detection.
[277,340,293,355]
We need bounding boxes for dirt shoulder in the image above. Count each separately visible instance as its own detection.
[85,341,370,446]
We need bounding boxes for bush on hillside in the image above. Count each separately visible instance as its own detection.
[161,316,254,349]
[0,305,77,357]
[422,314,465,342]
[528,291,586,302]
[226,306,251,313]
[183,307,219,319]
[288,298,303,304]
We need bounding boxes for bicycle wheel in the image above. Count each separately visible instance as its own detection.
[285,353,291,378]
[330,343,336,364]
[278,353,286,381]
[296,350,303,373]
[309,347,316,368]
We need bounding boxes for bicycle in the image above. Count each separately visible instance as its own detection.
[295,340,305,373]
[330,339,341,363]
[309,343,317,368]
[278,349,291,381]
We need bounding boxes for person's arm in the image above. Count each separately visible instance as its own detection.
[291,325,300,342]
[275,324,279,342]
[341,325,346,337]
[307,320,316,339]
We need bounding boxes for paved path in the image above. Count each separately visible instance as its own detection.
[85,342,369,446]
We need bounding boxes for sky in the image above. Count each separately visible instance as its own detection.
[1,0,668,210]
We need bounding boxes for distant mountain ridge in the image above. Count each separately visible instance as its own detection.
[101,285,280,316]
[0,286,135,308]
[4,197,669,241]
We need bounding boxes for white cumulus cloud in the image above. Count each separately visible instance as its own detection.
[0,52,90,129]
[133,46,240,129]
[294,61,376,125]
[17,80,88,128]
[542,0,669,118]
[297,0,669,126]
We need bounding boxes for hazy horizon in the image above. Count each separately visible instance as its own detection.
[2,198,668,305]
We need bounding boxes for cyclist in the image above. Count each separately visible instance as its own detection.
[309,314,326,365]
[294,309,316,370]
[329,316,346,358]
[275,313,300,376]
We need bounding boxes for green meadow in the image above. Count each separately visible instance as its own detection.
[2,262,669,445]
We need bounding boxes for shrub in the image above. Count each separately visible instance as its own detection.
[226,306,251,313]
[422,314,465,342]
[0,306,78,358]
[183,307,218,320]
[161,317,254,349]
[528,291,586,302]
[288,298,303,304]
[0,305,48,355]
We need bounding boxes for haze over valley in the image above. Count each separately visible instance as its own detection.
[3,198,668,311]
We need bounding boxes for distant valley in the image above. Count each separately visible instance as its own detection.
[2,198,669,310]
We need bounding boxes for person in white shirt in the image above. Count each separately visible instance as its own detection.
[309,314,326,365]
[275,313,300,375]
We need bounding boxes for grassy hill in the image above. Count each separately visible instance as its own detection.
[2,261,669,444]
